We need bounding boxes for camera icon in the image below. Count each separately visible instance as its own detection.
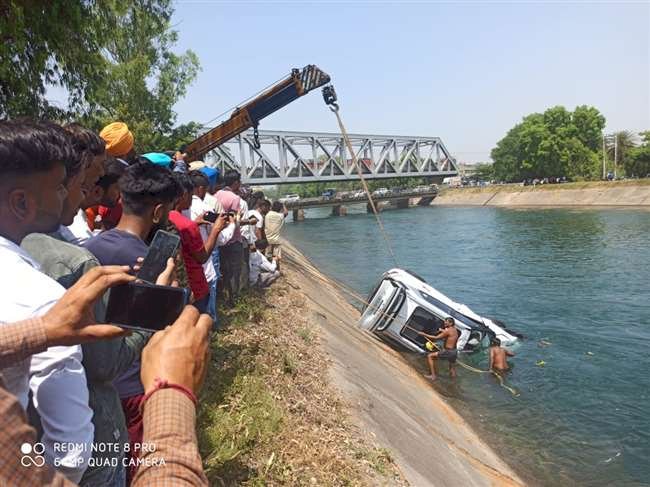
[20,442,45,467]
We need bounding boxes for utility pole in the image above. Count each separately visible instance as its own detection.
[613,135,618,179]
[602,134,606,179]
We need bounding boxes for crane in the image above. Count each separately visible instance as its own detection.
[186,65,333,161]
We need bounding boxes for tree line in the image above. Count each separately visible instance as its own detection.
[0,1,201,153]
[487,105,649,182]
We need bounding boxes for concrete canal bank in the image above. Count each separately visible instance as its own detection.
[433,181,650,207]
[282,242,524,486]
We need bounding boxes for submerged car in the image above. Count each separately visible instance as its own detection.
[359,269,520,354]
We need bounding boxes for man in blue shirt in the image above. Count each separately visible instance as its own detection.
[84,161,180,483]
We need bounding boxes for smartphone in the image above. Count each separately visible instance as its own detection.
[105,282,190,332]
[204,211,218,223]
[137,230,180,283]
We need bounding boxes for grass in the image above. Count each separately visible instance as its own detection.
[198,291,284,485]
[196,282,406,486]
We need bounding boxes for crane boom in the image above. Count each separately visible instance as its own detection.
[186,65,331,161]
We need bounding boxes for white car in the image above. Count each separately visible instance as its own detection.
[279,194,301,203]
[372,187,390,197]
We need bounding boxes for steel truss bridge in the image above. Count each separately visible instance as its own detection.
[204,129,459,185]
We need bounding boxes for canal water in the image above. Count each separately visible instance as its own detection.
[283,205,650,487]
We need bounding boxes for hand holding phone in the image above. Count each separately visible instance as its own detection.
[105,282,190,333]
[140,306,212,396]
[137,230,180,284]
[203,211,218,223]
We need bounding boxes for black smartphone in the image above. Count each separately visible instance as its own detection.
[204,211,218,223]
[137,230,180,283]
[105,282,190,332]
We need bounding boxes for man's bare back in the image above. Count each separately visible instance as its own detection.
[489,343,515,371]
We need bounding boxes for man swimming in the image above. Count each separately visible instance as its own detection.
[418,317,459,380]
[489,337,515,372]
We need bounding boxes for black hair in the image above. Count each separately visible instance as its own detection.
[178,144,187,153]
[248,190,265,208]
[444,317,455,326]
[261,199,272,209]
[64,123,105,157]
[223,169,241,187]
[271,200,283,212]
[188,170,209,189]
[174,172,194,194]
[490,337,501,347]
[119,162,181,216]
[0,119,79,176]
[96,157,126,190]
[255,238,269,250]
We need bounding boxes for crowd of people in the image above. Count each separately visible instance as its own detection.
[0,118,289,486]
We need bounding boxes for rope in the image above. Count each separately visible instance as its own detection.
[329,106,400,268]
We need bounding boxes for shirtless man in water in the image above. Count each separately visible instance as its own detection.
[418,317,459,380]
[489,337,515,372]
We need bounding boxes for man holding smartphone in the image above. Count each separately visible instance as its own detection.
[169,173,232,318]
[84,161,180,483]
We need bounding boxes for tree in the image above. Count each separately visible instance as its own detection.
[1,1,200,153]
[623,131,650,178]
[606,130,638,172]
[491,105,606,181]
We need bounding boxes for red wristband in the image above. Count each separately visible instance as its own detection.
[140,378,198,412]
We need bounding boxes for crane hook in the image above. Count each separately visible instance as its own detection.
[322,84,339,112]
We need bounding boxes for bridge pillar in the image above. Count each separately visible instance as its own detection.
[332,205,347,216]
[367,202,386,213]
[292,209,305,222]
[395,198,410,209]
[418,196,435,206]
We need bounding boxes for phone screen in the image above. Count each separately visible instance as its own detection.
[204,211,218,223]
[105,282,189,332]
[137,230,181,283]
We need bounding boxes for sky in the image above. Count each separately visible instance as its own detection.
[69,1,649,163]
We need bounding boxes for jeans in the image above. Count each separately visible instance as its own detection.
[207,278,219,330]
[220,242,243,304]
[194,293,210,314]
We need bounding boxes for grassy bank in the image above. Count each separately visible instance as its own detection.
[197,279,405,486]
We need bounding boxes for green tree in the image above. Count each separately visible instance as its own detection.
[1,1,200,153]
[491,105,606,181]
[623,131,650,177]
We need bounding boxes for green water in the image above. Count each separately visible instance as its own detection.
[283,205,650,487]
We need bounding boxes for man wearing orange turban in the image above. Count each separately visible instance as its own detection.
[98,122,133,231]
[99,122,134,158]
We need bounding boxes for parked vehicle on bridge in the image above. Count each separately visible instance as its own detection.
[359,269,520,355]
[372,187,390,197]
[321,188,337,199]
[279,194,301,203]
[352,190,366,198]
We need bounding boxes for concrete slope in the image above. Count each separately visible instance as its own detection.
[432,185,650,207]
[283,243,524,487]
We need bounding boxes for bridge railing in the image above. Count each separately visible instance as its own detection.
[281,185,439,208]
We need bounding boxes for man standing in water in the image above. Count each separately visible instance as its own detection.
[488,337,515,372]
[419,317,459,380]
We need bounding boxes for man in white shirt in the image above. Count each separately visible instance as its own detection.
[0,120,94,482]
[241,198,269,250]
[58,124,108,245]
[249,239,280,287]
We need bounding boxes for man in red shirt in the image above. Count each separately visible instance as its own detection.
[169,173,229,314]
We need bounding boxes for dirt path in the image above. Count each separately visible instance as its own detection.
[283,242,525,487]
